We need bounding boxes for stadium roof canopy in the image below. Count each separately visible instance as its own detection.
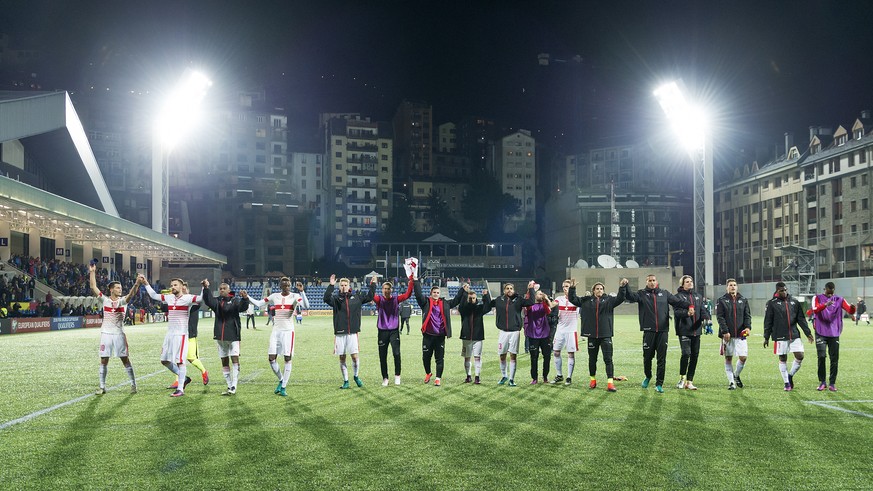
[0,91,225,264]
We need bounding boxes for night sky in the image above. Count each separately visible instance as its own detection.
[4,0,873,161]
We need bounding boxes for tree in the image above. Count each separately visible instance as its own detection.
[461,169,520,234]
[383,194,414,239]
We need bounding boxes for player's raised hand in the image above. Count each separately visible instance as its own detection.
[569,278,577,288]
[88,264,96,273]
[620,278,629,286]
[329,274,336,285]
[296,281,304,291]
[239,290,249,299]
[201,279,209,288]
[528,280,536,289]
[370,275,377,285]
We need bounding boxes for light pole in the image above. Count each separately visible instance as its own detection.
[152,70,212,234]
[654,81,714,298]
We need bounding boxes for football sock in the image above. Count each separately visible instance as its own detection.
[567,357,575,379]
[189,358,206,374]
[779,361,789,383]
[177,364,187,391]
[340,361,348,381]
[125,365,135,383]
[353,359,360,377]
[500,360,507,377]
[725,361,735,384]
[166,363,179,375]
[735,360,745,377]
[474,359,482,376]
[282,361,292,388]
[464,360,471,376]
[270,359,282,380]
[554,355,563,376]
[789,359,802,376]
[231,363,240,389]
[223,366,232,387]
[509,360,516,381]
[99,364,107,389]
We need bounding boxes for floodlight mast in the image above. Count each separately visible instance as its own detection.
[151,70,212,234]
[654,81,714,297]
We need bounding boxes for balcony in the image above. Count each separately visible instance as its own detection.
[347,143,378,152]
[346,195,377,204]
[347,131,378,140]
[346,167,378,177]
[346,156,379,165]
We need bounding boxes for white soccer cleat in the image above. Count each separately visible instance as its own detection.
[382,378,389,387]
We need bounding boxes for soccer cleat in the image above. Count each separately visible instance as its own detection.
[788,374,794,389]
[130,385,138,394]
[655,385,664,393]
[676,378,686,389]
[170,389,185,397]
[221,388,233,396]
[382,378,390,387]
[817,383,827,391]
[685,381,698,390]
[354,376,363,387]
[395,375,401,386]
[735,376,744,388]
[95,388,106,395]
[641,378,650,389]
[275,381,283,394]
[279,387,287,397]
[543,377,549,384]
[564,377,572,386]
[784,383,792,392]
[828,385,837,392]
[498,377,508,385]
[508,380,517,387]
[606,383,617,392]
[552,375,564,384]
[340,380,350,389]
[589,379,597,389]
[167,380,179,389]
[434,378,441,387]
[530,379,538,385]
[183,376,192,389]
[229,386,236,395]
[474,376,481,385]
[464,375,472,384]
[202,370,210,385]
[424,373,433,384]
[728,383,737,390]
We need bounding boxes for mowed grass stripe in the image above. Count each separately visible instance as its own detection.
[1,314,873,489]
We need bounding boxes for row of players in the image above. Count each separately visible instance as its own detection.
[90,265,851,396]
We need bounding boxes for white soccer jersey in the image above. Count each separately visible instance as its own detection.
[554,296,579,332]
[146,285,199,336]
[99,293,128,335]
[261,292,309,332]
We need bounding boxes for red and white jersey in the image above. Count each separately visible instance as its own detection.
[263,292,308,332]
[554,295,579,333]
[146,285,199,336]
[98,293,127,335]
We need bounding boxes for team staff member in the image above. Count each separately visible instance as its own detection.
[673,275,710,390]
[413,279,464,387]
[372,275,415,386]
[458,284,491,384]
[400,300,412,334]
[201,280,250,396]
[763,282,813,391]
[483,281,536,387]
[523,289,555,385]
[810,282,855,391]
[716,279,752,389]
[568,278,626,392]
[324,275,375,389]
[624,274,690,393]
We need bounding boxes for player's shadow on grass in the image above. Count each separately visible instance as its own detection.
[37,396,126,480]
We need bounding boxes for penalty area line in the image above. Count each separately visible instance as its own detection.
[804,399,873,419]
[0,369,166,431]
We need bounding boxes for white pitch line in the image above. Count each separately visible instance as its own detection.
[0,369,166,431]
[804,400,873,419]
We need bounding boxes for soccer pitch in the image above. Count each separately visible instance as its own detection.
[1,314,872,489]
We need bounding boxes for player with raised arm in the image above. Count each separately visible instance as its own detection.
[90,264,141,395]
[551,280,580,386]
[164,282,208,390]
[568,278,627,392]
[413,278,464,387]
[248,277,309,396]
[324,274,376,389]
[458,283,491,384]
[482,281,536,387]
[141,275,200,397]
[201,279,250,395]
[371,274,414,386]
[524,288,556,385]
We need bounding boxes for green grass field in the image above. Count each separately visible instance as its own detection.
[1,314,872,490]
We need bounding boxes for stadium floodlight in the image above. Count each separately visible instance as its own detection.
[152,69,212,234]
[654,80,714,297]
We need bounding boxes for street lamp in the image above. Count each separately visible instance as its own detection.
[152,69,212,234]
[654,81,714,297]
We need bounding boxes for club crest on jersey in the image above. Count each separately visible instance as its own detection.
[658,292,663,297]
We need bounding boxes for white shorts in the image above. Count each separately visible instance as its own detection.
[722,338,748,357]
[552,330,579,352]
[461,340,483,358]
[160,333,187,364]
[216,340,240,358]
[269,330,296,357]
[99,332,129,358]
[497,331,520,355]
[774,338,804,356]
[334,333,360,356]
